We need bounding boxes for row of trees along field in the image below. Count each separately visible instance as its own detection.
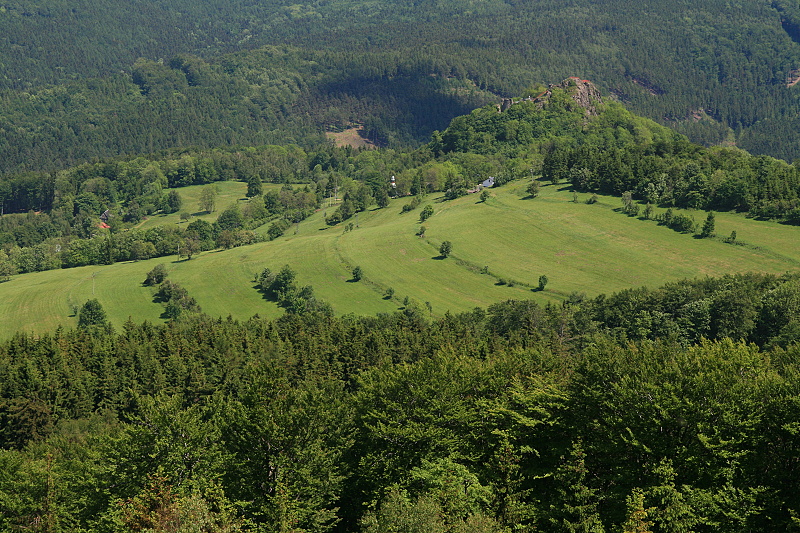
[4,0,800,172]
[3,84,800,277]
[1,271,800,531]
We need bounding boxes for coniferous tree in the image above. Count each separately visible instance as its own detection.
[549,440,605,533]
[700,211,716,238]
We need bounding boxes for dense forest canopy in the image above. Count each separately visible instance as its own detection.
[3,0,800,172]
[2,272,800,532]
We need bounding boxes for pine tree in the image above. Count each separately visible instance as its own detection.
[700,211,715,238]
[621,489,652,533]
[550,440,605,533]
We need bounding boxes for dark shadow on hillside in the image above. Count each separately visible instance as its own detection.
[299,72,496,146]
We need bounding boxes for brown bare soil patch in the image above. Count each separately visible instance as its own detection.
[326,126,377,149]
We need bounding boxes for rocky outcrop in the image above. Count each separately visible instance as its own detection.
[498,77,603,116]
[551,77,603,115]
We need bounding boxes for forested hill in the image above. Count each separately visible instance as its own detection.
[3,0,800,169]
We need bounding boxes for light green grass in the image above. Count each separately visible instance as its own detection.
[2,182,799,338]
[136,181,277,229]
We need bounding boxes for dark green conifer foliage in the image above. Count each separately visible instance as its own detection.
[549,440,605,533]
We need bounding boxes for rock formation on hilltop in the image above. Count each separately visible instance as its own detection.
[499,77,603,116]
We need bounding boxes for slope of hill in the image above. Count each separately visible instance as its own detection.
[2,181,799,338]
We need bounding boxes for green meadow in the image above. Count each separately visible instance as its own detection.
[2,181,799,338]
[134,181,283,229]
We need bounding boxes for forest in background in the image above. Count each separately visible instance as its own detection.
[3,0,800,174]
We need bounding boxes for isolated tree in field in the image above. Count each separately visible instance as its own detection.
[480,189,490,202]
[527,180,540,198]
[181,237,200,260]
[701,211,715,238]
[538,274,549,291]
[144,263,168,286]
[78,299,109,330]
[246,175,263,198]
[622,191,634,214]
[199,185,217,213]
[420,205,434,222]
[352,265,363,281]
[439,240,452,258]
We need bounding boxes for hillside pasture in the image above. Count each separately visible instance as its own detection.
[135,180,257,229]
[1,181,799,338]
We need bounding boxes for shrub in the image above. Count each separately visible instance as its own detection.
[144,264,168,286]
[401,196,422,213]
[420,205,434,222]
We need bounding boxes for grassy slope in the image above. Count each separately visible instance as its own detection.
[1,181,799,338]
[136,181,256,229]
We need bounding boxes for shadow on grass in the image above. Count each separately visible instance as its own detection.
[432,255,447,260]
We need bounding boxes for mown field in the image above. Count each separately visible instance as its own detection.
[1,180,799,338]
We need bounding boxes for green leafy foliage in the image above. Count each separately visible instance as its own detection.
[77,298,110,331]
[0,273,799,529]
